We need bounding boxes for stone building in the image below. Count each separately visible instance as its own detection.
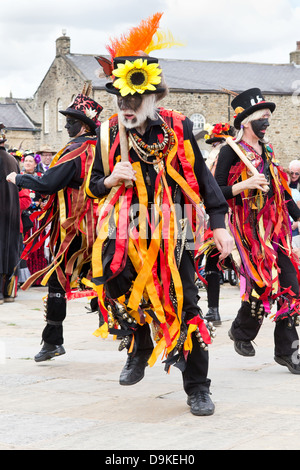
[0,100,40,152]
[2,33,300,166]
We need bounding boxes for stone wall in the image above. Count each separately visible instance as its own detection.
[5,129,39,154]
[28,55,85,152]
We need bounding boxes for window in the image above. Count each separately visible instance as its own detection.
[44,102,49,134]
[57,98,63,131]
[190,113,205,131]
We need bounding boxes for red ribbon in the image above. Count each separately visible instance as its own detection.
[187,316,211,344]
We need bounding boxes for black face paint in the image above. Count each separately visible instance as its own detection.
[251,118,270,139]
[65,117,83,137]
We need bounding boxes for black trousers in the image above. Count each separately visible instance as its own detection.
[205,248,234,309]
[231,249,299,356]
[42,270,66,345]
[205,248,221,309]
[124,249,211,395]
[42,235,85,346]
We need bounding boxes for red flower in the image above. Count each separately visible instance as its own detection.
[212,122,230,135]
[212,123,223,134]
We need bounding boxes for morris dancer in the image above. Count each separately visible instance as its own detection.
[87,12,233,415]
[7,86,103,362]
[214,88,300,373]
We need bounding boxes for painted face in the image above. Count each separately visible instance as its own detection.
[65,117,83,137]
[251,118,270,139]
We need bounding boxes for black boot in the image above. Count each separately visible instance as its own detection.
[119,349,153,385]
[187,391,215,416]
[3,275,14,303]
[204,307,222,326]
[228,327,255,356]
[34,342,66,362]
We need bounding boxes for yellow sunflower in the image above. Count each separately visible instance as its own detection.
[112,59,162,97]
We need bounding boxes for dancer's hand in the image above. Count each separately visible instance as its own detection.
[6,172,17,184]
[104,162,136,188]
[245,174,269,191]
[232,173,269,196]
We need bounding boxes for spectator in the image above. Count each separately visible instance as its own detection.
[36,145,56,173]
[23,153,42,176]
[22,154,48,285]
[18,189,32,284]
[0,123,20,303]
[289,160,300,190]
[286,168,300,248]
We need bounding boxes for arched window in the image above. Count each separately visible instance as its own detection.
[190,113,206,131]
[57,98,63,131]
[44,102,49,134]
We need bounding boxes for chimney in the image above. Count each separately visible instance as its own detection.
[56,30,71,57]
[290,41,300,65]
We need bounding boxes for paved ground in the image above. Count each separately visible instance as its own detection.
[0,282,300,451]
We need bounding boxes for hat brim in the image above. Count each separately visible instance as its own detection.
[105,82,166,96]
[60,109,98,131]
[234,102,276,129]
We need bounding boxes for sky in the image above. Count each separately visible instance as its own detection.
[1,0,300,99]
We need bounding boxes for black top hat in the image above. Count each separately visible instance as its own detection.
[105,56,166,96]
[60,94,103,132]
[231,88,276,129]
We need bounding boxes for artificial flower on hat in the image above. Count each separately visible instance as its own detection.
[204,122,235,145]
[112,58,162,96]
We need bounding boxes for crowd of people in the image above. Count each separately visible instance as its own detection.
[2,12,300,417]
[3,146,57,289]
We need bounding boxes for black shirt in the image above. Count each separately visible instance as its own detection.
[15,134,93,194]
[215,143,300,221]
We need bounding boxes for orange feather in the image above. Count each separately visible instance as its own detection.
[106,12,163,59]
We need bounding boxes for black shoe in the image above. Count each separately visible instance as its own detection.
[187,391,215,416]
[228,327,255,356]
[34,342,66,362]
[119,349,152,386]
[274,354,300,374]
[204,307,222,326]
